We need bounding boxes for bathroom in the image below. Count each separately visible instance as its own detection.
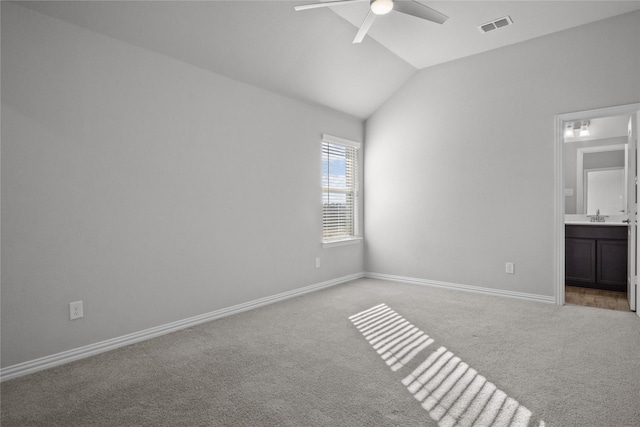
[563,112,636,311]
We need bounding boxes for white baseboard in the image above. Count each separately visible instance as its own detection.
[1,272,364,382]
[365,272,556,304]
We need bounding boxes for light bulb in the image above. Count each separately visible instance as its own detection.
[579,121,590,137]
[564,124,574,138]
[371,0,393,15]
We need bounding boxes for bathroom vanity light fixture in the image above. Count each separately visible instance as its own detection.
[579,120,590,137]
[564,123,574,138]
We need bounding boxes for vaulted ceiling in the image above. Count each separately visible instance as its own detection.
[15,1,640,119]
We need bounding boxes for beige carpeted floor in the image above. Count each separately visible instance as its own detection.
[2,278,639,426]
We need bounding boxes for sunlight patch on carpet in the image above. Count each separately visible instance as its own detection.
[349,304,546,427]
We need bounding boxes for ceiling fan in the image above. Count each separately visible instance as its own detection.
[294,0,449,43]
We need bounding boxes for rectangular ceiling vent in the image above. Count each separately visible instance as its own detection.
[478,16,513,33]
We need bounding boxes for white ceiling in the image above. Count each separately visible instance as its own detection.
[331,0,640,69]
[13,1,640,119]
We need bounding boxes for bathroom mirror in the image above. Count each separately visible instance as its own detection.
[563,115,629,215]
[584,167,625,215]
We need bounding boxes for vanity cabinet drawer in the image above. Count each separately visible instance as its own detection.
[565,225,627,240]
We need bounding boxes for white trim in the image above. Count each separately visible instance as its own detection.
[555,103,640,306]
[322,236,363,248]
[322,133,361,149]
[365,272,556,304]
[557,103,640,123]
[555,114,566,306]
[0,272,365,382]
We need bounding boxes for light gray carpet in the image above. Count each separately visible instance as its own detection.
[2,278,640,426]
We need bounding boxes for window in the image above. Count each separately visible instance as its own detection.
[321,134,361,246]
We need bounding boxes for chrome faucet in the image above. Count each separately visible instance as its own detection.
[588,209,608,222]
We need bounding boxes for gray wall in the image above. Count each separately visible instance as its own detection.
[365,11,640,296]
[583,150,625,170]
[1,4,364,367]
[563,136,627,214]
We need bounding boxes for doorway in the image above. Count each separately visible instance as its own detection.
[555,103,640,314]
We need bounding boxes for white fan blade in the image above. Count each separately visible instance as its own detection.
[393,0,449,24]
[295,0,365,12]
[353,10,376,43]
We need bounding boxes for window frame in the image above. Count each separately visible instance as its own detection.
[321,134,362,248]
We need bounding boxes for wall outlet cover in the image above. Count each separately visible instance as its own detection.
[505,263,515,274]
[70,301,84,320]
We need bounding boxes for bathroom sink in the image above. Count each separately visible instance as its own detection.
[565,220,626,226]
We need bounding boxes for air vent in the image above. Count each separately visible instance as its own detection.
[478,16,513,33]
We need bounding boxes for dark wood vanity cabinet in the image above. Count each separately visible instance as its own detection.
[565,225,627,292]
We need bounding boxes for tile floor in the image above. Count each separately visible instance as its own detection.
[565,286,630,312]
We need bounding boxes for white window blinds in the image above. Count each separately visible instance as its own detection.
[322,135,360,242]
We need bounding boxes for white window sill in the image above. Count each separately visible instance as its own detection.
[322,236,363,248]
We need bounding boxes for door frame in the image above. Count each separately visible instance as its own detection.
[554,103,640,311]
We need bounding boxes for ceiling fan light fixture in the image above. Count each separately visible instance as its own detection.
[371,0,393,15]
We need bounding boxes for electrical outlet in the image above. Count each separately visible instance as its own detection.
[315,258,320,268]
[69,301,83,320]
[505,262,515,274]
